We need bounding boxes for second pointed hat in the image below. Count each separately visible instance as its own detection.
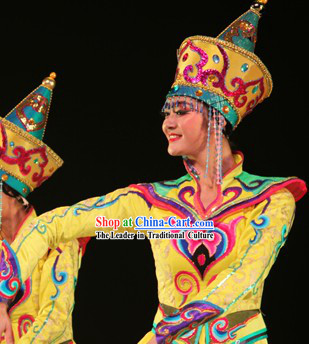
[0,73,63,197]
[166,0,272,130]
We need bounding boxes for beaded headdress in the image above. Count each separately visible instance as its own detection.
[163,0,270,184]
[0,73,63,198]
[164,0,271,129]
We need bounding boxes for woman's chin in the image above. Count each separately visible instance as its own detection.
[167,147,184,157]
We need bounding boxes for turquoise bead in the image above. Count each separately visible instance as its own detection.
[241,63,249,72]
[252,85,259,94]
[213,55,220,63]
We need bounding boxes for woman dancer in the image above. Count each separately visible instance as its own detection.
[0,1,306,343]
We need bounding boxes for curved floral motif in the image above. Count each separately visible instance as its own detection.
[0,241,21,303]
[235,176,270,192]
[183,42,209,84]
[174,271,200,307]
[220,186,243,209]
[250,214,270,244]
[18,314,35,337]
[223,20,257,45]
[174,327,201,344]
[16,93,48,132]
[182,40,265,113]
[210,317,245,343]
[0,123,49,186]
[9,277,32,315]
[132,184,197,221]
[178,186,195,208]
[171,216,243,279]
[50,248,68,301]
[155,301,223,344]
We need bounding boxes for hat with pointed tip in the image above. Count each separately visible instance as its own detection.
[0,73,63,197]
[166,0,272,130]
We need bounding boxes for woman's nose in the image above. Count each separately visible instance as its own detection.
[164,112,177,129]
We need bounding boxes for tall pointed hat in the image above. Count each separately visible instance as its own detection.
[0,73,63,197]
[166,0,271,130]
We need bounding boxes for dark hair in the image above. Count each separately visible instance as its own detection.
[222,119,239,151]
[3,183,29,208]
[223,120,232,138]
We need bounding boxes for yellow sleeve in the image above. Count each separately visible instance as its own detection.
[154,188,296,343]
[0,186,150,303]
[18,241,80,344]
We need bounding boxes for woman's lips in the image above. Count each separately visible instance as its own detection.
[168,134,182,142]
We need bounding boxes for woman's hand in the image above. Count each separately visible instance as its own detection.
[0,302,14,344]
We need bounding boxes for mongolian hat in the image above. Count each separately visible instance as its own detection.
[0,73,63,197]
[165,0,271,130]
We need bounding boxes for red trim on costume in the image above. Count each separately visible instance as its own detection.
[284,178,307,202]
[8,278,32,315]
[78,237,91,256]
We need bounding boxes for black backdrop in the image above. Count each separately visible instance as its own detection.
[0,1,308,343]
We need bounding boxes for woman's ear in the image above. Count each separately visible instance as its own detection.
[223,117,227,129]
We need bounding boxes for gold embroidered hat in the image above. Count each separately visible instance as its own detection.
[165,0,271,130]
[0,73,63,197]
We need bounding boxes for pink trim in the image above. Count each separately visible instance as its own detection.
[284,179,307,202]
[202,184,223,219]
[185,161,223,219]
[132,184,189,219]
[192,172,207,215]
[207,274,218,286]
[183,151,243,219]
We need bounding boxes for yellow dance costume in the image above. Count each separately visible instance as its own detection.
[0,209,81,343]
[0,152,306,343]
[0,73,88,342]
[0,1,307,343]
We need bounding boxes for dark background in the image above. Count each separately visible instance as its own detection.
[1,1,307,343]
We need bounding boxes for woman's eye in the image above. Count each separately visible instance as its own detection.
[176,110,189,115]
[160,111,169,118]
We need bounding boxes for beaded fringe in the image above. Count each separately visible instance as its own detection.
[163,96,223,185]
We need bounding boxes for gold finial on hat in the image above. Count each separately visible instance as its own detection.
[49,72,56,79]
[42,72,56,90]
[251,0,268,13]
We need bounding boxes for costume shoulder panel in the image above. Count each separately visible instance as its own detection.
[235,171,307,202]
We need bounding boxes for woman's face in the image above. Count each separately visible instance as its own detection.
[162,97,208,159]
[1,191,13,220]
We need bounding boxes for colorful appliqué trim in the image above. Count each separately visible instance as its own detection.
[155,301,223,343]
[0,240,21,303]
[9,277,32,315]
[0,122,49,186]
[209,317,245,343]
[182,40,265,114]
[18,314,35,337]
[172,216,243,281]
[30,247,68,342]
